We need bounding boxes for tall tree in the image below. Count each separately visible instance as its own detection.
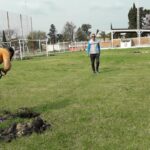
[62,22,76,41]
[47,24,57,44]
[106,32,111,40]
[75,24,92,41]
[27,31,46,40]
[127,3,150,37]
[142,9,150,30]
[126,3,137,37]
[128,3,137,29]
[27,31,46,50]
[100,31,106,41]
[75,27,87,41]
[56,34,64,42]
[0,29,18,40]
[81,24,91,39]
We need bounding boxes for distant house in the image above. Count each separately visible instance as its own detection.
[143,14,150,29]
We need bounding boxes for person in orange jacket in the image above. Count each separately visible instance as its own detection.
[0,47,14,79]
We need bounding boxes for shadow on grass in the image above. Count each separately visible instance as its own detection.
[34,99,72,113]
[101,67,115,73]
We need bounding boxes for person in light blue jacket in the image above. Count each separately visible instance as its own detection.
[86,33,101,73]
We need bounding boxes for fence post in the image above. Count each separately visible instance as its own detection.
[138,31,141,47]
[22,40,25,56]
[63,42,65,52]
[39,40,42,53]
[111,31,114,49]
[19,40,23,60]
[10,41,11,47]
[46,39,48,56]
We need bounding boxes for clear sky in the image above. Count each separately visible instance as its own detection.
[0,0,149,33]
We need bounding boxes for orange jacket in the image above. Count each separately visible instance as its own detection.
[0,48,11,73]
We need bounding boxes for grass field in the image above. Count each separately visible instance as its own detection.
[0,48,150,150]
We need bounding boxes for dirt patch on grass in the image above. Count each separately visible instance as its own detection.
[0,108,51,142]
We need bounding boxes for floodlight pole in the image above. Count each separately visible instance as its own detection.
[137,7,140,30]
[19,39,23,60]
[20,14,24,39]
[30,17,33,39]
[7,11,10,40]
[137,1,141,46]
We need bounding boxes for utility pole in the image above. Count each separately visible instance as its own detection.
[137,6,140,29]
[137,1,141,46]
[30,17,33,39]
[20,14,24,39]
[7,11,10,40]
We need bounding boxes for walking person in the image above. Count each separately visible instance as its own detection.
[86,33,101,73]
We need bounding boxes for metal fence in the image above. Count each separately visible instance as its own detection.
[1,37,150,60]
[1,39,47,59]
[0,10,32,40]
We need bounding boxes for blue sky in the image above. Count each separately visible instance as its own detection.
[0,0,149,33]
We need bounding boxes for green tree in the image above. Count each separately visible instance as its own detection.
[81,24,91,33]
[27,31,46,50]
[127,3,150,37]
[100,31,106,41]
[56,34,63,42]
[27,31,46,40]
[47,24,57,44]
[141,9,150,36]
[0,29,18,41]
[62,22,76,41]
[106,32,111,40]
[81,24,91,40]
[127,3,137,37]
[128,3,137,29]
[75,24,92,41]
[75,27,86,41]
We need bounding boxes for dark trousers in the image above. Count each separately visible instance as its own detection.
[90,53,100,72]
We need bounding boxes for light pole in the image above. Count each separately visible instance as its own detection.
[137,1,140,30]
[137,0,141,46]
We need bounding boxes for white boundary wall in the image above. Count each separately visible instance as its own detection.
[46,42,69,56]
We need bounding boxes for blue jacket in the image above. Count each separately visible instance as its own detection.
[86,39,100,55]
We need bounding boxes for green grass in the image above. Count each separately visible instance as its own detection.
[0,48,150,150]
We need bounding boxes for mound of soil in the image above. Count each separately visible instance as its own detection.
[0,108,51,142]
[0,107,40,122]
